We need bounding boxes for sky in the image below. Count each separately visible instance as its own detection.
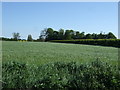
[2,2,118,39]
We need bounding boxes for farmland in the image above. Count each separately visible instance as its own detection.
[2,41,120,89]
[2,41,118,65]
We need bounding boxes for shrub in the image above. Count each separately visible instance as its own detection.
[50,39,120,48]
[2,60,120,89]
[2,61,29,89]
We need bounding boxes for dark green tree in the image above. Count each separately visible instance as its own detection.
[75,31,80,39]
[79,32,85,39]
[70,30,75,39]
[53,31,59,40]
[45,28,54,41]
[12,32,20,40]
[98,32,104,39]
[27,34,33,41]
[107,32,117,39]
[92,33,98,39]
[85,34,92,39]
[58,29,64,40]
[38,29,47,41]
[38,35,45,42]
[64,30,72,40]
[38,28,117,40]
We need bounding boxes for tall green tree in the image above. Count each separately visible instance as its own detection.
[80,32,85,39]
[58,29,64,40]
[12,32,20,40]
[39,29,47,41]
[92,33,98,39]
[107,32,117,39]
[27,34,33,41]
[98,32,104,39]
[45,28,54,41]
[70,30,75,39]
[75,31,80,39]
[64,30,72,40]
[85,34,92,39]
[53,31,59,40]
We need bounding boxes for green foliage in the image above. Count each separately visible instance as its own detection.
[27,34,33,41]
[53,31,59,40]
[3,41,118,66]
[2,61,29,88]
[85,34,92,39]
[0,37,19,41]
[46,28,54,41]
[64,30,72,40]
[39,28,117,41]
[58,29,64,40]
[40,28,117,41]
[12,32,20,41]
[2,60,120,89]
[107,32,117,39]
[2,41,119,89]
[51,39,120,48]
[1,29,117,42]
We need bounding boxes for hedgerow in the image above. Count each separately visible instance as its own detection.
[2,59,120,89]
[50,39,120,48]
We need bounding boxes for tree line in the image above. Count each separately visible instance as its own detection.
[1,28,117,41]
[1,33,34,41]
[39,28,117,41]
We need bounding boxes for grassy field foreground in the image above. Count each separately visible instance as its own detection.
[2,41,118,65]
[2,41,120,89]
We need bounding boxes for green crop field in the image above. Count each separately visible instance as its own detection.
[2,41,118,65]
[2,41,120,89]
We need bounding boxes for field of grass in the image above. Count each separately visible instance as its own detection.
[2,41,119,89]
[2,41,118,66]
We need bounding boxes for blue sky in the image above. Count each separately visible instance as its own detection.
[2,2,118,39]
